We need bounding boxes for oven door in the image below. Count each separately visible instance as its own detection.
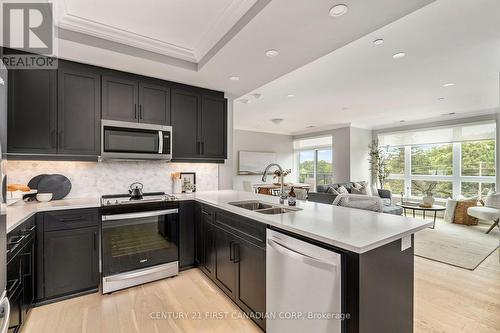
[101,209,178,276]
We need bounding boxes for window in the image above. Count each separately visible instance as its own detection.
[411,144,453,176]
[378,121,496,200]
[294,136,333,189]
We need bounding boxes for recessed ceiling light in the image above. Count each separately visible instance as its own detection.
[392,52,406,59]
[442,83,455,88]
[342,107,350,111]
[271,118,284,125]
[399,120,406,123]
[265,49,279,58]
[438,97,445,100]
[306,125,316,129]
[445,112,456,116]
[239,99,250,104]
[373,39,384,46]
[229,76,240,81]
[251,93,262,99]
[329,4,348,17]
[287,94,295,98]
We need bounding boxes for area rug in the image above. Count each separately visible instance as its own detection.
[414,221,499,270]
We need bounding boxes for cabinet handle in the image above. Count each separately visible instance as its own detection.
[21,225,36,234]
[139,105,143,120]
[134,104,138,119]
[202,210,211,217]
[229,241,234,261]
[50,130,56,148]
[201,141,204,155]
[233,243,240,263]
[93,232,97,251]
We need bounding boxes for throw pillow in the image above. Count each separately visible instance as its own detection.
[443,198,458,223]
[326,187,340,195]
[337,186,349,194]
[351,186,367,195]
[484,191,500,209]
[453,198,478,225]
[353,182,363,189]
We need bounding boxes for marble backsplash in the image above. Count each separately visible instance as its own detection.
[6,160,219,198]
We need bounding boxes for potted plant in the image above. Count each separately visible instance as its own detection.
[273,169,291,185]
[184,182,196,193]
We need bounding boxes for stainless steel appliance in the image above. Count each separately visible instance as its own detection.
[266,229,342,333]
[101,120,172,160]
[101,192,179,293]
[0,62,10,333]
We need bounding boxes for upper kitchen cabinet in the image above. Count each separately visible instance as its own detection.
[101,76,138,123]
[8,69,57,154]
[171,89,227,162]
[57,61,101,156]
[102,75,170,126]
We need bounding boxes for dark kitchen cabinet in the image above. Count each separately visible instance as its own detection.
[7,69,57,154]
[101,76,138,123]
[214,226,237,298]
[38,208,99,301]
[171,89,227,162]
[43,226,99,298]
[179,201,195,270]
[171,89,200,159]
[139,82,171,125]
[102,75,170,125]
[198,207,216,279]
[200,95,227,159]
[57,61,101,156]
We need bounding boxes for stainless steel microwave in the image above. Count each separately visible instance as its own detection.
[101,120,172,160]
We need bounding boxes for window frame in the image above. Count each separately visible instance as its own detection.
[294,138,333,190]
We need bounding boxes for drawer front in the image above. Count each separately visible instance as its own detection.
[7,216,36,263]
[214,210,266,247]
[44,208,99,231]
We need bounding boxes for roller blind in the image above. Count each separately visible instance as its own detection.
[293,136,332,150]
[378,121,496,146]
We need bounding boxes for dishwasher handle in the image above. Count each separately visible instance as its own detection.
[267,238,337,271]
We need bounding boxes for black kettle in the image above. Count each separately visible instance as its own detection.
[129,182,144,200]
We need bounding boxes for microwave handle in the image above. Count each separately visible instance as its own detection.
[158,131,163,154]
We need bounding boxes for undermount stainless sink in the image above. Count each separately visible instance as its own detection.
[228,200,302,215]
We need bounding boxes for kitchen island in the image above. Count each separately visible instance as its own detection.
[7,190,430,333]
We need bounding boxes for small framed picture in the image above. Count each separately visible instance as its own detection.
[180,172,196,193]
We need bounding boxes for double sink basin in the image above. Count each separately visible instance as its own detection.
[229,200,302,215]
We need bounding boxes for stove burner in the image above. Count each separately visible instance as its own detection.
[101,191,177,206]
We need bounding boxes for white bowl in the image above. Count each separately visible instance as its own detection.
[36,193,53,202]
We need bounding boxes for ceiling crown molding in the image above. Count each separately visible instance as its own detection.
[55,0,257,64]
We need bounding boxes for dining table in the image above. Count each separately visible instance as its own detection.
[252,183,312,197]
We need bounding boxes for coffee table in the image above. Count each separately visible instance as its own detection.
[396,202,446,229]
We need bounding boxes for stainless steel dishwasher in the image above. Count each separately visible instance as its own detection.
[266,229,342,333]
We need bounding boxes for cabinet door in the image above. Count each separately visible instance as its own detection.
[20,240,35,322]
[200,209,215,278]
[179,201,195,269]
[58,63,101,155]
[214,226,236,298]
[43,227,98,298]
[200,95,227,159]
[171,89,200,159]
[234,236,266,330]
[7,69,57,154]
[102,76,138,122]
[139,82,170,125]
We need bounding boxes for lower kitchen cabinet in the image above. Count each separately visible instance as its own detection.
[37,208,99,302]
[179,201,195,270]
[43,226,99,298]
[196,205,266,330]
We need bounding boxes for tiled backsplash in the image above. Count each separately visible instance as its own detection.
[6,160,219,198]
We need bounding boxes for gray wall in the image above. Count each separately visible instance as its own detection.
[233,129,295,191]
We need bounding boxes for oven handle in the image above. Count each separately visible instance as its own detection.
[102,209,178,221]
[158,131,163,154]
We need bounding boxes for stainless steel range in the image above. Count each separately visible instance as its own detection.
[100,191,179,293]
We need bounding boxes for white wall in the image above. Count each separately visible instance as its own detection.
[331,127,350,183]
[233,129,295,191]
[349,127,372,183]
[218,97,234,190]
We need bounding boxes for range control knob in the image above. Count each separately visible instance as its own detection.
[106,200,111,205]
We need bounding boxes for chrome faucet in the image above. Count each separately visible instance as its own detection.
[262,163,288,204]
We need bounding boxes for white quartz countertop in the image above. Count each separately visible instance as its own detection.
[185,190,432,253]
[6,198,100,233]
[6,190,432,253]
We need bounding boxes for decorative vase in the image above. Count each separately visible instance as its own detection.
[173,179,182,194]
[421,193,435,208]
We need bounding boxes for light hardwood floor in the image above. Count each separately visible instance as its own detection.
[23,251,500,333]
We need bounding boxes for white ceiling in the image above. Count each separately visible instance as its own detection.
[234,0,500,135]
[54,0,433,97]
